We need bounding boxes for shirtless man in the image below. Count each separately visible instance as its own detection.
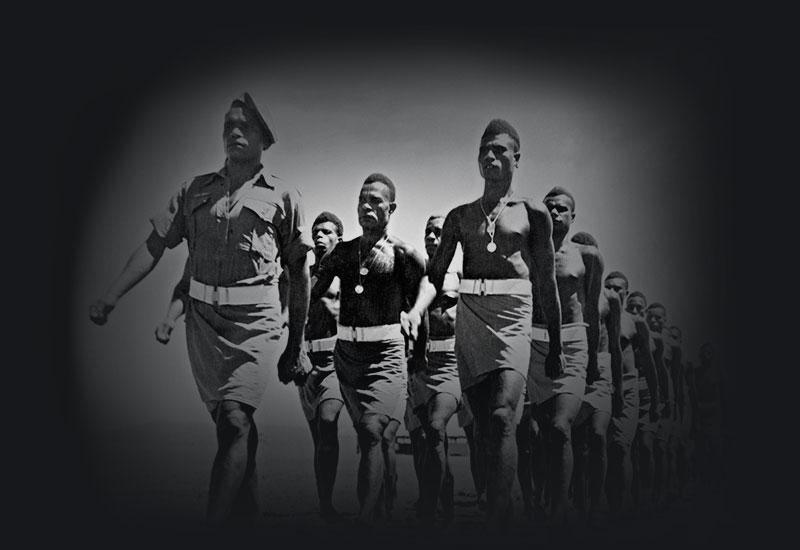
[311,173,427,526]
[526,188,602,527]
[408,214,462,526]
[402,119,563,528]
[568,232,621,527]
[603,276,659,519]
[627,291,661,513]
[646,303,680,510]
[669,325,693,502]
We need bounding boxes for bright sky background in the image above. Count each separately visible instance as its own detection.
[71,39,723,435]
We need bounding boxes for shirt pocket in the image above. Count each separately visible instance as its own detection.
[187,192,214,241]
[241,198,281,262]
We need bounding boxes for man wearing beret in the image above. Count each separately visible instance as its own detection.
[89,93,313,525]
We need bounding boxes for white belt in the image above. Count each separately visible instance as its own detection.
[337,323,402,342]
[531,322,587,343]
[427,338,456,353]
[189,278,270,306]
[459,278,532,296]
[306,336,337,353]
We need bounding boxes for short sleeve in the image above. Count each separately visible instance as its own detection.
[279,187,314,266]
[150,182,188,249]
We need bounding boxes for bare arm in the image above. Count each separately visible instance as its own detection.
[635,321,660,420]
[310,247,338,302]
[401,211,458,339]
[277,251,312,385]
[583,246,604,379]
[528,205,562,361]
[90,230,167,324]
[155,257,190,344]
[606,290,623,408]
[402,245,429,364]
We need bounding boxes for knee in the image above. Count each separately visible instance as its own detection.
[589,427,607,450]
[357,418,384,447]
[550,417,572,444]
[217,407,252,440]
[317,400,341,425]
[489,406,515,437]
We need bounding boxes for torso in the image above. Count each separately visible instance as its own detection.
[454,198,539,280]
[323,235,424,327]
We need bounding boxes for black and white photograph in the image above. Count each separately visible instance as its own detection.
[19,15,755,550]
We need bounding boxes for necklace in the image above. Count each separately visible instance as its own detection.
[355,235,388,294]
[479,194,512,253]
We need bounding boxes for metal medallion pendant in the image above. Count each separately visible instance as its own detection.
[359,267,369,276]
[487,241,497,253]
[354,284,364,294]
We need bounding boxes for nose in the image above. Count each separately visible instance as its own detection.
[426,231,436,241]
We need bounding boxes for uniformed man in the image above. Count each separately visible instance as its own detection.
[89,93,313,525]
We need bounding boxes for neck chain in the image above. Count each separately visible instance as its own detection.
[479,194,512,253]
[355,235,388,294]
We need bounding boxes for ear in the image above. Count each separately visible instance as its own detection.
[389,202,397,214]
[513,152,521,166]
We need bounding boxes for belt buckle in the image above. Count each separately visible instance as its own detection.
[351,326,358,343]
[479,279,487,296]
[210,286,219,306]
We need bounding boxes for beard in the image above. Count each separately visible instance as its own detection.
[364,242,395,275]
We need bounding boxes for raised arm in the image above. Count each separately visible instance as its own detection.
[528,204,563,377]
[89,230,167,325]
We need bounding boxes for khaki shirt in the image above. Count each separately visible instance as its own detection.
[151,165,312,287]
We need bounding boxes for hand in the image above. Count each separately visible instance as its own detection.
[612,391,624,417]
[400,309,422,340]
[154,320,174,344]
[277,346,312,386]
[89,299,115,325]
[649,403,660,423]
[545,348,566,379]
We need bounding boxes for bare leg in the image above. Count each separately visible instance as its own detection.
[468,370,526,529]
[381,418,400,519]
[637,431,656,513]
[571,422,588,516]
[419,393,458,525]
[530,406,548,522]
[587,410,611,525]
[315,399,344,520]
[464,422,486,507]
[207,400,258,525]
[548,393,584,526]
[409,426,426,514]
[516,404,534,518]
[356,413,389,524]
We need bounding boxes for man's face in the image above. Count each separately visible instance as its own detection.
[646,306,666,333]
[700,344,714,362]
[626,295,646,319]
[670,326,682,344]
[357,182,396,231]
[478,133,519,182]
[223,106,264,162]
[424,217,444,258]
[312,221,340,256]
[604,276,629,304]
[544,194,575,234]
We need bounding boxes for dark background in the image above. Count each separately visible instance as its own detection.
[11,9,766,549]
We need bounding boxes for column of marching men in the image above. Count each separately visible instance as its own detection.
[90,93,724,529]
